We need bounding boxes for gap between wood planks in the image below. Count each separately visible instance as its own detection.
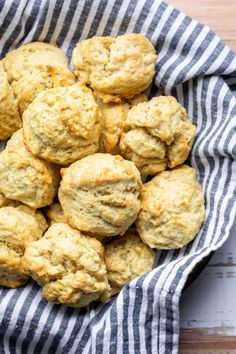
[179,327,236,352]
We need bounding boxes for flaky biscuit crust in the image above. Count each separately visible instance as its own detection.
[58,153,142,238]
[119,96,196,175]
[3,42,75,114]
[72,34,156,101]
[22,223,111,307]
[136,165,205,249]
[23,83,102,165]
[0,61,21,140]
[105,229,155,293]
[0,129,60,208]
[0,206,47,288]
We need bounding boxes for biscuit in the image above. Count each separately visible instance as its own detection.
[4,42,70,78]
[0,206,47,288]
[99,94,147,155]
[16,204,48,235]
[0,61,21,140]
[72,34,156,102]
[98,101,129,154]
[22,223,111,307]
[0,193,21,208]
[23,83,102,165]
[119,96,196,175]
[0,193,13,208]
[127,94,148,107]
[3,42,75,114]
[0,129,60,208]
[0,195,47,227]
[45,202,67,225]
[136,165,205,249]
[58,153,142,238]
[105,229,155,294]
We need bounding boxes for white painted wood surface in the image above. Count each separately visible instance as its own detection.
[179,221,236,351]
[167,2,236,351]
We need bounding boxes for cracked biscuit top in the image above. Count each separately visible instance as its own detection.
[119,96,196,175]
[72,34,157,102]
[22,223,111,307]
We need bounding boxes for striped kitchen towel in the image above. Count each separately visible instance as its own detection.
[0,0,236,353]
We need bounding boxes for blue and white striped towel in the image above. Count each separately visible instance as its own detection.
[0,0,236,353]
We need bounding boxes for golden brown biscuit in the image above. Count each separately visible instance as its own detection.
[99,94,147,155]
[45,202,67,225]
[23,83,102,165]
[105,229,155,294]
[136,165,205,249]
[0,129,60,208]
[99,101,129,154]
[22,223,111,307]
[58,153,142,238]
[3,42,75,114]
[0,206,47,288]
[72,34,156,102]
[119,96,196,175]
[0,61,21,140]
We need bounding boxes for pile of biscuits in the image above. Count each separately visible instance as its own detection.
[0,34,205,307]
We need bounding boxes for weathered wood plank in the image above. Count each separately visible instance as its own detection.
[180,220,236,346]
[167,0,236,349]
[180,327,236,350]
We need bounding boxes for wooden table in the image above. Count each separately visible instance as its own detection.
[169,0,236,52]
[168,2,236,352]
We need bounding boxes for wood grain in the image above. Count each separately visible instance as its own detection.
[169,0,236,51]
[180,327,236,351]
